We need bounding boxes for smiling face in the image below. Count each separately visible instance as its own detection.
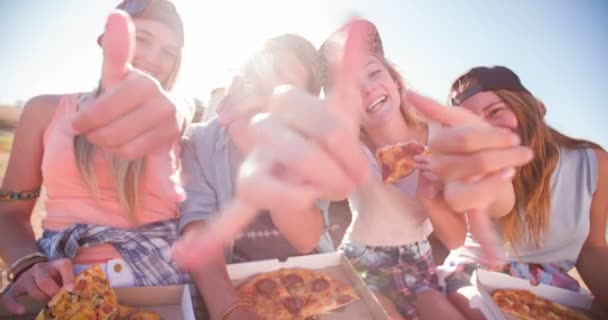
[458,90,520,133]
[357,55,402,130]
[131,18,181,88]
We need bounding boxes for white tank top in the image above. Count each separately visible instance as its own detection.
[344,144,433,246]
[449,147,598,266]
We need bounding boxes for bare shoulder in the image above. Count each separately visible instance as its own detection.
[593,148,608,180]
[19,94,64,132]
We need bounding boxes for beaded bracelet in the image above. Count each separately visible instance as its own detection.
[0,188,41,201]
[219,301,252,320]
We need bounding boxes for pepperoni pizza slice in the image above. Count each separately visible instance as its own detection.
[35,265,119,320]
[238,271,295,319]
[376,140,430,183]
[238,268,359,319]
[492,289,589,320]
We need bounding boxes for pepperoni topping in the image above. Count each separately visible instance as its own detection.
[337,295,354,305]
[75,279,88,290]
[282,296,304,314]
[402,141,428,156]
[312,278,330,291]
[254,279,277,294]
[381,163,391,176]
[283,274,304,289]
[102,304,114,314]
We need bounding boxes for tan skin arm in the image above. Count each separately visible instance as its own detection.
[268,205,324,254]
[576,148,608,308]
[0,95,59,264]
[417,175,515,250]
[416,174,467,250]
[184,221,258,320]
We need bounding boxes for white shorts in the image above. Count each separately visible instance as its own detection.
[73,258,136,288]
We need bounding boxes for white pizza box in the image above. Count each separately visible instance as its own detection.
[227,251,391,320]
[0,285,195,320]
[472,269,593,320]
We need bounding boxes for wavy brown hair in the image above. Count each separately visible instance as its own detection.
[461,88,602,252]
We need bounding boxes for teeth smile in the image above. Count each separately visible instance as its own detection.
[367,96,387,113]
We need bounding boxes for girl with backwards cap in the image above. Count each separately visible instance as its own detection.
[436,66,608,319]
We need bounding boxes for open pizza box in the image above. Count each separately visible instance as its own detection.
[472,269,593,320]
[0,285,195,320]
[227,251,391,319]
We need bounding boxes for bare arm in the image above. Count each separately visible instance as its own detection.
[576,149,608,307]
[418,195,467,250]
[268,204,324,254]
[182,221,243,319]
[178,130,257,319]
[0,95,58,263]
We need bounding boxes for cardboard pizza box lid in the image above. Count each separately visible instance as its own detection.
[0,285,195,320]
[227,251,391,320]
[473,269,593,320]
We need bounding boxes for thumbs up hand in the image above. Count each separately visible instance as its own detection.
[73,10,186,201]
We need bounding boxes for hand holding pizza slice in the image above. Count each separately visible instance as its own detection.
[35,265,118,320]
[35,265,163,320]
[376,140,430,183]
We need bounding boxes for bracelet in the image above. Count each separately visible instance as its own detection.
[7,252,49,282]
[219,301,252,320]
[10,257,48,284]
[0,188,41,201]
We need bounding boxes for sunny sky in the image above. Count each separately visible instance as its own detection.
[1,0,607,147]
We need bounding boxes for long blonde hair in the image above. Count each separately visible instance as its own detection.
[73,48,182,223]
[489,90,601,252]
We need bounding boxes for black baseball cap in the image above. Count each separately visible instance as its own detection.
[450,66,531,105]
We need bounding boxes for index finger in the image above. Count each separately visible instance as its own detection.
[329,19,369,127]
[407,90,487,127]
[467,209,500,269]
[323,20,373,183]
[50,259,75,291]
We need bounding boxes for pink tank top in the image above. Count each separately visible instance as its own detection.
[41,93,181,264]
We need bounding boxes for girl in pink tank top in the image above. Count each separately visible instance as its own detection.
[0,0,190,314]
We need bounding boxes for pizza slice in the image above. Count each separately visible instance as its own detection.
[117,305,162,320]
[279,268,316,299]
[238,268,359,319]
[238,271,295,320]
[492,289,589,320]
[35,265,119,320]
[299,270,359,318]
[376,141,430,183]
[277,268,319,319]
